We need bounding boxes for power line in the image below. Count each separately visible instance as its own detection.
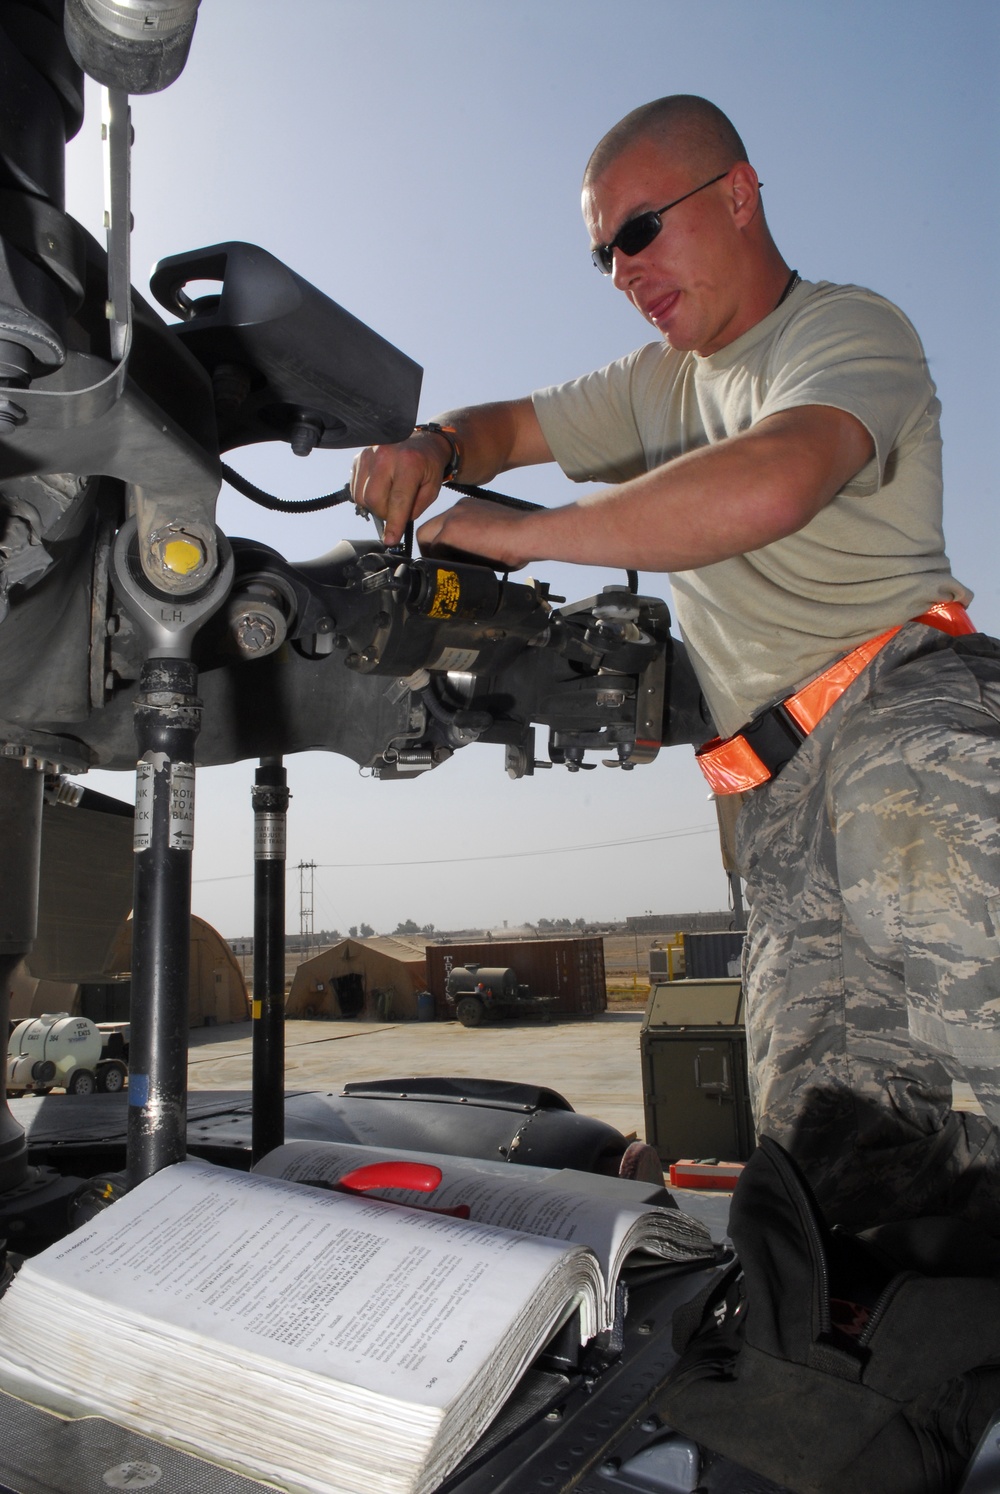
[193,821,716,884]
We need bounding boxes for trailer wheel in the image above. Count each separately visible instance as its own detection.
[97,1061,127,1094]
[456,996,486,1028]
[67,1068,97,1096]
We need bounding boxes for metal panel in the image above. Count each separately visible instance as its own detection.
[643,979,743,1028]
[682,932,746,980]
[641,1027,755,1162]
[425,939,607,1019]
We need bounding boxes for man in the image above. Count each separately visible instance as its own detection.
[351,96,1000,1229]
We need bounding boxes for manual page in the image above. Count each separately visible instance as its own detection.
[255,1138,716,1323]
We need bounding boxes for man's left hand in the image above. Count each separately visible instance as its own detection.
[417,498,536,569]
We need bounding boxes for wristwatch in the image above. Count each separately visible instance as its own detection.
[414,422,462,482]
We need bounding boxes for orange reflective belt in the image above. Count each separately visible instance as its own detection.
[696,602,975,795]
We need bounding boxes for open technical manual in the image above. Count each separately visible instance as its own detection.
[0,1151,716,1494]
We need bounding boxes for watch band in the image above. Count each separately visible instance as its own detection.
[414,422,462,482]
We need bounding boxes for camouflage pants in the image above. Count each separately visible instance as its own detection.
[736,624,1000,1230]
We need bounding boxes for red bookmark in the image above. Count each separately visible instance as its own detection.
[338,1161,443,1194]
[304,1160,471,1219]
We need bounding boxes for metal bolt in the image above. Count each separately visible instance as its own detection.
[150,531,206,578]
[598,1458,620,1476]
[234,612,277,654]
[0,398,27,431]
[290,418,322,456]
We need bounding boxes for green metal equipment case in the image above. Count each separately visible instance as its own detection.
[640,978,755,1163]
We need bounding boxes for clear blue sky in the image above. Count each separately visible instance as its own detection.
[66,0,999,939]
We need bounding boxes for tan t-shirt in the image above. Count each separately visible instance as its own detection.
[532,279,971,736]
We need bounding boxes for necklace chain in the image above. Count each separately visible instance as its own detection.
[776,269,800,309]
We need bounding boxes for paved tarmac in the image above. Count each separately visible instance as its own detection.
[188,1012,650,1144]
[187,1010,982,1167]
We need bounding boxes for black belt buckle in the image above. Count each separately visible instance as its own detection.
[741,702,808,780]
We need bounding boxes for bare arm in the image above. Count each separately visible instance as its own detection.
[416,405,876,571]
[350,397,553,546]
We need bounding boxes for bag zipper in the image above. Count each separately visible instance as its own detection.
[855,1270,918,1350]
[760,1137,832,1338]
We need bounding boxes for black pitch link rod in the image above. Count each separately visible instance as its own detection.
[111,520,235,1187]
[219,463,640,594]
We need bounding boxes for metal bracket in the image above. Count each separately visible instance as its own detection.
[111,516,233,659]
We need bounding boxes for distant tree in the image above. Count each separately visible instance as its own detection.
[422,923,435,935]
[349,926,358,938]
[394,919,420,935]
[359,922,374,938]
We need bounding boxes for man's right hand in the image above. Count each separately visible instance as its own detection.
[350,398,554,549]
[350,428,453,548]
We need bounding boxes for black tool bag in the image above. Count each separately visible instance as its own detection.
[656,1135,1000,1494]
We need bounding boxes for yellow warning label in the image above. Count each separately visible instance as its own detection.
[428,569,460,619]
[252,1000,262,1019]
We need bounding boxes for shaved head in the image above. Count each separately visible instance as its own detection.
[581,95,788,356]
[584,95,750,190]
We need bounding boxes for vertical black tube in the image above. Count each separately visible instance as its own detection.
[126,658,201,1189]
[0,760,43,1193]
[251,757,289,1164]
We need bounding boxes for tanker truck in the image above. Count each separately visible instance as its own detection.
[6,1015,128,1098]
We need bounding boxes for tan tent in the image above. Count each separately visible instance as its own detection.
[7,968,81,1022]
[29,793,135,982]
[104,915,249,1027]
[287,937,427,1021]
[11,916,249,1028]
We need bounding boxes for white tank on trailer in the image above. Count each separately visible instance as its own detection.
[7,1013,105,1095]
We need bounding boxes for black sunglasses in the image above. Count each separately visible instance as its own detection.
[590,170,731,274]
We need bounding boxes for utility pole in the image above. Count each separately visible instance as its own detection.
[297,859,316,960]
